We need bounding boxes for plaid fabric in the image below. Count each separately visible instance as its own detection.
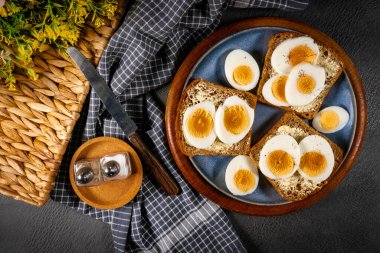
[51,0,308,252]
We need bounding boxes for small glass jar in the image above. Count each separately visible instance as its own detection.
[100,153,132,182]
[74,159,101,187]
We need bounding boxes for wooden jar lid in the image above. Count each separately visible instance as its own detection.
[69,137,143,209]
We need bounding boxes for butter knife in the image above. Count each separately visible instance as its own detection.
[67,47,180,195]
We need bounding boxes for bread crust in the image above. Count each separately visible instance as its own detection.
[176,78,257,157]
[257,32,344,119]
[249,112,344,201]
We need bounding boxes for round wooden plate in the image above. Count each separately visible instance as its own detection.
[165,17,366,215]
[69,137,143,210]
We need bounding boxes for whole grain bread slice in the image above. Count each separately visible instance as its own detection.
[249,112,343,201]
[176,78,257,157]
[257,32,344,119]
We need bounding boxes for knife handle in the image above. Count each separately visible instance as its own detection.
[128,132,180,195]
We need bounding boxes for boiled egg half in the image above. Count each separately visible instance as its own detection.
[215,96,255,144]
[271,36,319,74]
[312,106,349,133]
[262,74,289,107]
[298,135,335,182]
[259,135,300,180]
[224,49,260,91]
[182,101,216,149]
[225,155,259,195]
[285,62,326,106]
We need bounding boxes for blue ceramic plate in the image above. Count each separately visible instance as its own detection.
[184,27,356,205]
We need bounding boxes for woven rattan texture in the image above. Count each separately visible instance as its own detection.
[0,4,125,206]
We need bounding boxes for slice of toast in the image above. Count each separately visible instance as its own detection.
[257,32,344,119]
[176,78,257,157]
[249,112,343,201]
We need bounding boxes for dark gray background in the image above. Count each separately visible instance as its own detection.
[1,0,379,252]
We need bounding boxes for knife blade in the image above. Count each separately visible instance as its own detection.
[67,47,180,195]
[67,47,137,137]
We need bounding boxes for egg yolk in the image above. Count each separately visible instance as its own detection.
[224,105,250,135]
[266,150,294,176]
[300,152,327,177]
[319,110,339,131]
[233,65,253,85]
[288,45,317,66]
[187,108,214,138]
[234,169,255,192]
[271,75,288,102]
[297,75,316,94]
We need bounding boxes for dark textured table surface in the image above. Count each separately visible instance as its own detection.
[1,0,379,252]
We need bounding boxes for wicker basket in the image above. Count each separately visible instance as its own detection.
[0,1,126,206]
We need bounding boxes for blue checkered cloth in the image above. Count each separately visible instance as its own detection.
[51,0,308,252]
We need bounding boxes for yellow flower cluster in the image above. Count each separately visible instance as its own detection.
[0,0,118,90]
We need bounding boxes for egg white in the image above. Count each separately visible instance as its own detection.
[285,62,326,106]
[298,135,335,182]
[312,106,349,133]
[271,36,319,75]
[224,49,260,91]
[262,75,290,107]
[259,134,300,180]
[225,155,259,196]
[182,101,216,149]
[214,96,255,144]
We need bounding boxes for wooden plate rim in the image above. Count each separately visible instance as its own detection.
[165,17,367,215]
[69,137,143,210]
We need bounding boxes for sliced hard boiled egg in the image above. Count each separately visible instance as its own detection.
[259,135,300,180]
[224,49,260,91]
[182,101,216,149]
[285,62,326,106]
[271,36,319,74]
[312,106,349,133]
[225,155,259,195]
[215,96,255,144]
[262,74,289,107]
[298,135,335,182]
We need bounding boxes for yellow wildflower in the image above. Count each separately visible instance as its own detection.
[38,43,50,52]
[25,68,38,80]
[0,7,7,17]
[0,0,118,90]
[44,26,57,40]
[7,82,16,91]
[94,17,105,28]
